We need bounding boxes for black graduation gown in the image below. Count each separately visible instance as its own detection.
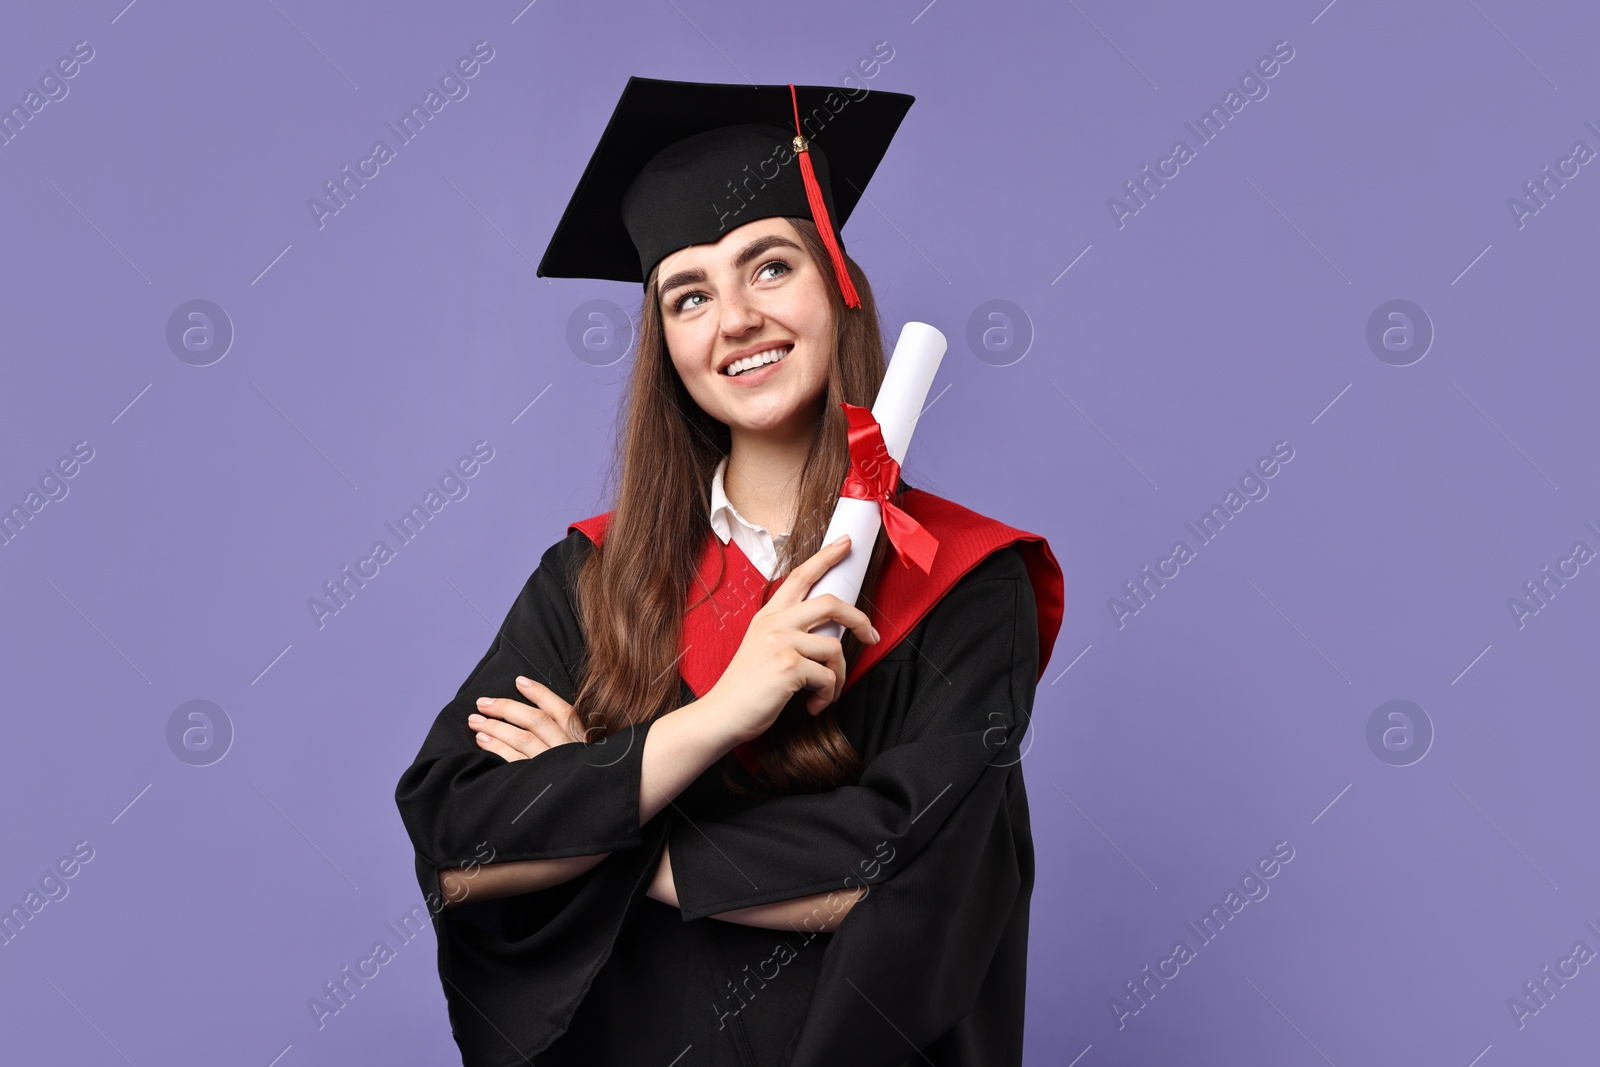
[393,527,1042,1066]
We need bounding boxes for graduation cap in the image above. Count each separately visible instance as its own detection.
[536,76,915,309]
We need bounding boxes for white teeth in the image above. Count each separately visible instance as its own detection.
[723,346,791,377]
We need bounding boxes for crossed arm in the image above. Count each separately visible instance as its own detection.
[436,674,862,931]
[409,540,1039,943]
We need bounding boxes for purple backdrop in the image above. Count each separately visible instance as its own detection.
[3,0,1597,1064]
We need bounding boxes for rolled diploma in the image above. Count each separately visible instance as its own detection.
[807,321,947,640]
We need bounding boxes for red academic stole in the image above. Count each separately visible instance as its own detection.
[566,489,1064,776]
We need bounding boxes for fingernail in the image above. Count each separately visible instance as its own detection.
[870,626,880,642]
[832,534,849,547]
[469,713,483,723]
[476,697,493,707]
[515,676,530,687]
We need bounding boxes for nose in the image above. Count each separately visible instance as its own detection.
[718,287,763,337]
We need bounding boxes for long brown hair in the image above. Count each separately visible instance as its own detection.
[570,216,905,795]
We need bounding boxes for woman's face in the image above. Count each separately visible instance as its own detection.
[657,217,835,440]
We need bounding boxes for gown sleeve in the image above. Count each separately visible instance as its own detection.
[788,727,1034,1065]
[394,529,659,885]
[667,542,1040,922]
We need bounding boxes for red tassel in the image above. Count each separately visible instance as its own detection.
[788,84,861,309]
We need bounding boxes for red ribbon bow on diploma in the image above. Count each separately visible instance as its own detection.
[838,401,939,574]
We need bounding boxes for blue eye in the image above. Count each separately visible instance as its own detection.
[669,259,793,314]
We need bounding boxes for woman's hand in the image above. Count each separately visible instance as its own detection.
[706,533,880,744]
[470,676,584,762]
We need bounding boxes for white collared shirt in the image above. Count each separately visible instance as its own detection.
[709,456,791,580]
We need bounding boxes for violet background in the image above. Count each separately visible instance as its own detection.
[2,1,1597,1064]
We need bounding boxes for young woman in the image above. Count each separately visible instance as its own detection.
[395,77,1063,1067]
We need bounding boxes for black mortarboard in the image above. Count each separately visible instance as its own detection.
[536,76,914,309]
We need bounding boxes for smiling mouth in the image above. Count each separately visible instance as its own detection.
[721,346,792,377]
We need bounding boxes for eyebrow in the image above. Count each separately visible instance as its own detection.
[657,234,804,302]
